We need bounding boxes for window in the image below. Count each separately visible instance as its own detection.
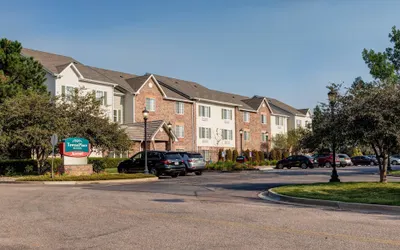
[305,121,310,128]
[175,125,184,138]
[176,102,184,114]
[145,98,155,111]
[275,116,284,126]
[199,105,211,117]
[61,86,75,100]
[114,110,123,123]
[132,152,142,160]
[96,91,107,105]
[199,127,211,139]
[261,114,267,124]
[202,150,211,161]
[243,112,250,122]
[261,132,266,142]
[244,131,250,141]
[221,109,232,120]
[221,129,233,140]
[296,119,302,127]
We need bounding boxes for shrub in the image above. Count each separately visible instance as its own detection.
[244,149,250,160]
[218,149,224,161]
[92,159,106,173]
[233,149,239,161]
[270,149,278,160]
[0,160,38,175]
[88,158,127,169]
[259,151,265,162]
[351,147,363,157]
[226,149,233,161]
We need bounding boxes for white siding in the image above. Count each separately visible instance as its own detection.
[294,112,312,129]
[270,115,288,138]
[196,102,235,148]
[44,72,56,96]
[54,66,114,120]
[124,93,134,123]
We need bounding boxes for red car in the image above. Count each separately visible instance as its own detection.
[314,154,341,168]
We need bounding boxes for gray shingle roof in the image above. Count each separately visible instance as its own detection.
[267,97,305,116]
[297,108,310,115]
[89,66,137,93]
[125,75,152,92]
[21,48,77,73]
[123,120,176,141]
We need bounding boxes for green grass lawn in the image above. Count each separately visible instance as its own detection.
[16,173,155,182]
[105,168,118,174]
[273,182,400,206]
[391,170,400,177]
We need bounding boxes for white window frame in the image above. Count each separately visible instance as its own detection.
[176,102,184,114]
[95,91,108,106]
[296,119,302,127]
[221,129,233,140]
[202,150,211,161]
[275,116,284,126]
[114,109,122,123]
[113,110,118,122]
[261,114,267,124]
[199,105,211,118]
[221,109,232,120]
[244,131,250,141]
[199,127,211,139]
[146,98,156,111]
[175,125,184,138]
[261,132,266,142]
[243,112,250,122]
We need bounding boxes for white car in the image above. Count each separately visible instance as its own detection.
[390,156,400,165]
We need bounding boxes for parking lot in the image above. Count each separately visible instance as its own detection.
[1,166,399,250]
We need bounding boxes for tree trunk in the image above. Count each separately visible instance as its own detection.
[380,154,388,183]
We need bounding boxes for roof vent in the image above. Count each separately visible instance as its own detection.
[175,81,178,84]
[120,75,124,78]
[73,61,78,64]
[194,85,197,88]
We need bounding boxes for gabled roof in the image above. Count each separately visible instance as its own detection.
[297,108,310,115]
[267,97,305,116]
[21,48,77,74]
[125,75,152,92]
[123,120,177,141]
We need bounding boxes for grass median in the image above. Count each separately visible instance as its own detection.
[16,173,155,182]
[272,182,400,206]
[392,170,400,177]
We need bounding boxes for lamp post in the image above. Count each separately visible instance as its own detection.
[266,132,269,159]
[167,122,172,151]
[239,129,243,156]
[328,89,340,182]
[143,108,149,174]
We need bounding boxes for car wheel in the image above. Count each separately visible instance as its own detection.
[150,168,159,177]
[277,163,283,169]
[195,171,202,176]
[391,160,397,165]
[325,162,332,168]
[171,173,179,178]
[118,167,127,174]
[300,163,307,169]
[180,169,187,176]
[370,161,376,166]
[286,166,292,169]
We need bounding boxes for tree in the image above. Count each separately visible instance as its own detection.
[59,88,131,152]
[0,38,47,103]
[287,127,308,154]
[0,92,69,172]
[272,134,287,151]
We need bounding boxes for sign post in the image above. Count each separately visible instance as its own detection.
[50,134,58,179]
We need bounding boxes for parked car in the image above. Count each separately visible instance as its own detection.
[390,156,400,165]
[351,156,378,166]
[236,156,248,163]
[176,152,205,175]
[314,154,341,168]
[117,151,185,177]
[276,155,314,169]
[338,154,352,167]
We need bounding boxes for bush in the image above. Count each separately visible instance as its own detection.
[226,149,233,161]
[218,149,224,161]
[270,149,279,160]
[0,158,127,176]
[233,149,239,161]
[259,151,265,162]
[91,159,106,173]
[244,149,250,160]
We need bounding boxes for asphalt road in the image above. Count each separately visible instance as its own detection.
[1,166,399,250]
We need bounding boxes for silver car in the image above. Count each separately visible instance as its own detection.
[177,152,206,176]
[338,154,352,166]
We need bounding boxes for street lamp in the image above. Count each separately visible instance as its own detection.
[328,89,340,182]
[167,122,172,151]
[143,108,149,174]
[239,129,243,156]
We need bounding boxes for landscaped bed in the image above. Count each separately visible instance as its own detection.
[272,182,400,206]
[16,173,155,182]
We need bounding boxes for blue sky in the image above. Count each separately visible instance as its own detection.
[2,0,400,109]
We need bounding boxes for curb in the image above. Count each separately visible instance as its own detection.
[259,189,400,214]
[13,177,159,185]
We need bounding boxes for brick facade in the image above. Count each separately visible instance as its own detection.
[134,78,195,152]
[235,100,271,153]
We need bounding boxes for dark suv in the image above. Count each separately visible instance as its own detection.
[176,152,206,175]
[276,155,314,169]
[117,151,185,177]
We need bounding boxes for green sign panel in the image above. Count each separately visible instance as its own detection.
[64,137,89,153]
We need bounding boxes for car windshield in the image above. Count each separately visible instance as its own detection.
[188,153,203,159]
[165,153,182,160]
